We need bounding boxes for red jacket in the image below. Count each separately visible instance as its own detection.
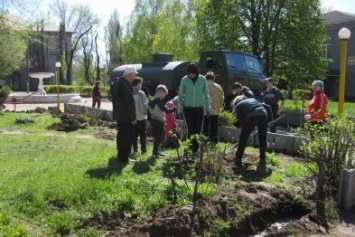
[306,91,328,122]
[164,101,176,142]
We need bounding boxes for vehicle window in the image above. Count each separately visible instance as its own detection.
[244,55,262,73]
[205,55,224,70]
[225,53,246,71]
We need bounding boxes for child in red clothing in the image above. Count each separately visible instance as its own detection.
[304,80,328,123]
[92,81,101,108]
[164,101,177,143]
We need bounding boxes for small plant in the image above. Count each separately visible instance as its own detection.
[77,113,91,123]
[293,194,306,204]
[324,200,338,221]
[218,108,234,126]
[217,220,230,237]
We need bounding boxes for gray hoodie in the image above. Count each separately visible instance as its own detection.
[133,86,148,121]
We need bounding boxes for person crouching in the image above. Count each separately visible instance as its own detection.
[233,95,269,167]
[148,85,176,158]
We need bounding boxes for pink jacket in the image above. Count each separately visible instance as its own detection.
[164,101,176,142]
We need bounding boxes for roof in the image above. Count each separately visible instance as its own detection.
[322,10,355,26]
[2,13,75,33]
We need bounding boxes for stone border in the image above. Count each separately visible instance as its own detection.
[64,103,113,121]
[64,103,302,154]
[218,126,302,154]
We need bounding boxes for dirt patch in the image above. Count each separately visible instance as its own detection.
[86,153,355,237]
[98,182,311,237]
[47,112,88,132]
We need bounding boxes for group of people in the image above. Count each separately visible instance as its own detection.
[110,62,328,167]
[110,63,224,163]
[230,78,328,167]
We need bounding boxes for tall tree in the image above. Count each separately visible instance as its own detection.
[194,0,328,85]
[106,10,122,70]
[0,15,27,77]
[122,0,165,63]
[81,31,94,85]
[152,0,197,61]
[52,0,98,84]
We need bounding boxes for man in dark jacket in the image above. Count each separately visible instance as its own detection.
[111,66,137,163]
[224,82,254,111]
[262,77,285,132]
[234,96,271,167]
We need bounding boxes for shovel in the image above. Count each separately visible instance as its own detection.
[225,114,286,154]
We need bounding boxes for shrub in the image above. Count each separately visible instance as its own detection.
[0,86,11,98]
[44,85,75,93]
[280,89,289,100]
[43,85,110,97]
[291,89,312,111]
[292,89,312,101]
[218,108,234,126]
[299,117,355,199]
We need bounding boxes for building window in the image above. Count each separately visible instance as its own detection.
[322,43,332,59]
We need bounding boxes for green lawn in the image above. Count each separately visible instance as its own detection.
[283,100,355,117]
[0,112,315,236]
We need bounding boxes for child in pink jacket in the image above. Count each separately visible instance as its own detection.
[164,101,177,143]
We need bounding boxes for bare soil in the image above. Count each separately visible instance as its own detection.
[81,154,355,237]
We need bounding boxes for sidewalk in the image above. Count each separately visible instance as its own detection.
[3,98,113,112]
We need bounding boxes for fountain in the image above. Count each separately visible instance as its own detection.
[29,72,54,95]
[5,71,81,104]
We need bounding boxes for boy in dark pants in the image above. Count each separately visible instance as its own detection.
[132,77,148,154]
[149,85,176,158]
[234,96,271,167]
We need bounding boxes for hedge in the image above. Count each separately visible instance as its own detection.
[43,85,110,97]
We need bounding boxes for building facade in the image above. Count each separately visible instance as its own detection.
[322,11,355,101]
[3,14,74,91]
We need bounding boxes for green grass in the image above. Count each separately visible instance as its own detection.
[0,112,316,236]
[0,133,210,236]
[283,100,355,118]
[262,155,316,189]
[0,113,220,236]
[0,113,60,133]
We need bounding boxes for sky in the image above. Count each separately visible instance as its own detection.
[322,0,355,13]
[5,0,355,64]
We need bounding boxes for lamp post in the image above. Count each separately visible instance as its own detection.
[55,62,61,111]
[338,27,351,116]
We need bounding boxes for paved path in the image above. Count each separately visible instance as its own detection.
[3,98,113,112]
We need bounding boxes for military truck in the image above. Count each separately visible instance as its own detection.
[111,48,265,97]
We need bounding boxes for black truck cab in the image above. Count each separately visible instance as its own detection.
[200,49,265,96]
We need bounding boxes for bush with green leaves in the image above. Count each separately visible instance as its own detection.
[291,88,312,111]
[280,89,289,100]
[218,108,234,126]
[0,86,11,107]
[43,85,110,97]
[299,117,355,199]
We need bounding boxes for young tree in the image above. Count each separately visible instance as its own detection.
[52,0,98,84]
